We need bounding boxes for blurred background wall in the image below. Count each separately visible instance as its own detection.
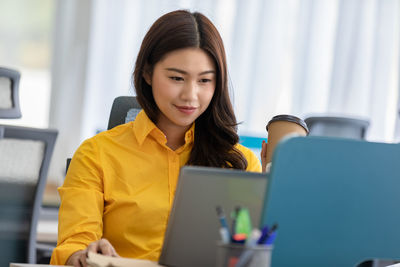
[0,0,399,203]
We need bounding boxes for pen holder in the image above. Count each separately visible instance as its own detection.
[216,242,273,267]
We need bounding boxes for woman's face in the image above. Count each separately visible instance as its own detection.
[146,47,216,133]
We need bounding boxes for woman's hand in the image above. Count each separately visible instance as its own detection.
[261,140,268,173]
[66,238,119,267]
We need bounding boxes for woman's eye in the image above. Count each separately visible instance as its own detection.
[170,76,184,81]
[199,78,212,83]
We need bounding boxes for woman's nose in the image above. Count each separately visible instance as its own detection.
[180,81,197,100]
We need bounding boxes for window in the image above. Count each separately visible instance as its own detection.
[0,0,54,128]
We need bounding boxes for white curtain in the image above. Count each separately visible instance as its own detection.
[230,0,399,142]
[49,0,400,182]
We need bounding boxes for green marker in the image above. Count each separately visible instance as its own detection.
[234,207,252,239]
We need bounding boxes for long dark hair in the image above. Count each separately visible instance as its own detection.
[133,10,247,170]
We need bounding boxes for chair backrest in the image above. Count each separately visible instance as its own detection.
[0,124,57,265]
[0,67,21,118]
[107,96,142,130]
[261,136,400,266]
[304,116,369,140]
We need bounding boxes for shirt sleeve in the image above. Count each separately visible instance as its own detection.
[236,144,262,173]
[50,138,104,265]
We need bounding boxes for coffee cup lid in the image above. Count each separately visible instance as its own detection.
[266,114,309,134]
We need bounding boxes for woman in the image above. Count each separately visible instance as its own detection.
[50,10,266,266]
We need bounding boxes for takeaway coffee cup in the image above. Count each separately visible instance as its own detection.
[265,115,309,164]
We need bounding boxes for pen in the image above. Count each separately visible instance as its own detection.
[265,230,277,245]
[216,205,231,244]
[258,223,278,245]
[235,229,261,267]
[257,225,269,244]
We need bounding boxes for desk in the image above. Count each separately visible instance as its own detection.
[10,261,163,267]
[10,264,65,267]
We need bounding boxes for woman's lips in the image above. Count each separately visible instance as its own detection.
[175,105,197,114]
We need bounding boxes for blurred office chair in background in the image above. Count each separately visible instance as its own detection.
[0,125,57,265]
[0,67,58,264]
[304,115,369,140]
[0,67,22,118]
[107,96,142,130]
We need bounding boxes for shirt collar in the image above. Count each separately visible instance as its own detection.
[132,110,159,146]
[184,123,195,144]
[132,110,195,147]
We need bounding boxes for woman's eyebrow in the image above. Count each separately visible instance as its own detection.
[199,70,216,75]
[165,68,215,75]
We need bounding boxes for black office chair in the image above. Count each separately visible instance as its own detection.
[304,115,369,140]
[107,96,142,130]
[0,125,58,265]
[0,67,22,118]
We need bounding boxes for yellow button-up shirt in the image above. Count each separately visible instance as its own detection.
[50,110,261,265]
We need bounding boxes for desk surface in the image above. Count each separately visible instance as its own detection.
[10,262,163,267]
[10,264,65,267]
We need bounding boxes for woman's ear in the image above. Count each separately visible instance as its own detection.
[143,72,152,86]
[143,65,152,85]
